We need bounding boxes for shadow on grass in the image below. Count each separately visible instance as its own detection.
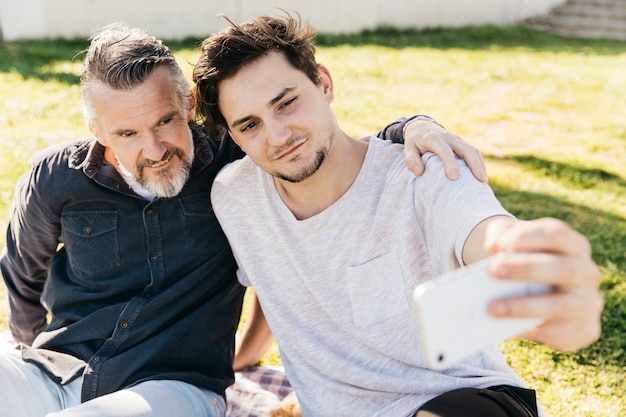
[491,181,626,271]
[0,35,207,84]
[494,154,626,190]
[0,39,87,84]
[0,35,207,85]
[491,182,626,367]
[1,25,624,84]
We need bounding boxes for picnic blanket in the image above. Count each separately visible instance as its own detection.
[0,332,293,416]
[226,366,293,416]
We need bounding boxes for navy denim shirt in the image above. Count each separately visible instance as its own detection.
[1,124,246,401]
[0,119,407,402]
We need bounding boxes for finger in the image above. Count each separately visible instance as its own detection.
[487,217,593,257]
[518,318,602,352]
[420,138,459,180]
[403,122,488,181]
[489,285,604,330]
[488,251,602,289]
[489,289,585,319]
[444,137,488,182]
[403,148,426,176]
[405,129,459,179]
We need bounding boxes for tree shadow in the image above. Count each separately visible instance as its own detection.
[0,38,88,84]
[0,35,209,84]
[492,154,626,190]
[1,24,624,85]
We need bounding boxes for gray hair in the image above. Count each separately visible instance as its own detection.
[81,22,191,124]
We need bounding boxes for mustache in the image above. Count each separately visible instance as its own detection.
[138,148,181,169]
[270,135,307,159]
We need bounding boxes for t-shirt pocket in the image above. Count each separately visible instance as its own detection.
[346,250,409,327]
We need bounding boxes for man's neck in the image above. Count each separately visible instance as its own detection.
[273,134,368,220]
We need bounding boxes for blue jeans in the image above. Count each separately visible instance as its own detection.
[0,346,226,417]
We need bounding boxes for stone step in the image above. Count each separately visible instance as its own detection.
[554,3,626,19]
[547,25,626,40]
[568,0,626,8]
[523,0,626,40]
[550,14,626,31]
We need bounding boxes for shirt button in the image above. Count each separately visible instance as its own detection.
[144,293,152,299]
[212,398,218,404]
[146,209,154,216]
[150,254,158,263]
[120,321,129,329]
[92,356,100,362]
[83,226,92,235]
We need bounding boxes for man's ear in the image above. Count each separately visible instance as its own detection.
[186,91,196,121]
[317,64,335,104]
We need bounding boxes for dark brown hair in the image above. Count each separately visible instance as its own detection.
[192,13,319,136]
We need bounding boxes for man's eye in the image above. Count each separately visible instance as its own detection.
[120,131,135,138]
[281,97,296,109]
[242,121,258,132]
[159,117,173,125]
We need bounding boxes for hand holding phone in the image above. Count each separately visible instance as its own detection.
[413,254,552,370]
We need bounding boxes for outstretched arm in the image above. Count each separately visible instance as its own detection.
[377,115,487,182]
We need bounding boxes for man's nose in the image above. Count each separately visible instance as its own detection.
[142,132,168,162]
[265,118,292,147]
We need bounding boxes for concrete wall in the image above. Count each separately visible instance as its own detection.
[0,0,566,41]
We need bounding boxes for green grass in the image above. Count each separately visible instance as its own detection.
[1,25,625,416]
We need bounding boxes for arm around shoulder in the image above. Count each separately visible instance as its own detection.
[376,115,487,181]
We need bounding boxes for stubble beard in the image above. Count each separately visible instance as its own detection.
[273,127,334,183]
[275,148,327,183]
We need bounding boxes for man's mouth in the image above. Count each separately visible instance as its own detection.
[274,138,306,161]
[145,151,174,168]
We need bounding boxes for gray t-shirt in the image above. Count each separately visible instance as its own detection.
[212,137,534,417]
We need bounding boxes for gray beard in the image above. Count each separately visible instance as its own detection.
[116,146,194,198]
[140,159,191,198]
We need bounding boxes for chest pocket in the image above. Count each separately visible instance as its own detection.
[61,210,120,278]
[346,250,410,327]
[178,192,227,252]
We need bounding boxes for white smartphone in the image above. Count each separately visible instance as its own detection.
[413,254,552,370]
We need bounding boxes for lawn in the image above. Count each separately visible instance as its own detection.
[1,25,625,416]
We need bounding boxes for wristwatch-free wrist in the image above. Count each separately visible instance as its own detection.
[402,114,445,138]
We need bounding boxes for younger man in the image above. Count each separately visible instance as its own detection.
[194,14,603,417]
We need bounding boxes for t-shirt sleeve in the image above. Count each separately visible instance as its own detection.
[414,154,514,274]
[235,267,252,287]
